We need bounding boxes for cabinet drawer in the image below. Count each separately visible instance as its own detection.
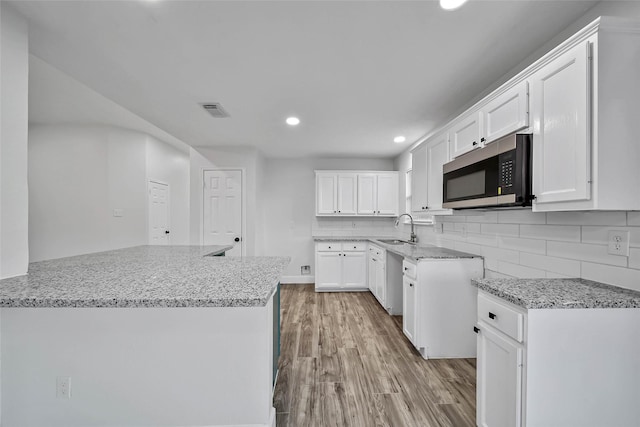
[402,259,417,279]
[478,293,524,343]
[343,242,367,252]
[317,242,341,252]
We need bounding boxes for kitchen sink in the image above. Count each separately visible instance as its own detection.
[378,239,415,245]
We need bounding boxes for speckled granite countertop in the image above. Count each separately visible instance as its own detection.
[0,246,290,308]
[473,278,640,309]
[314,236,480,261]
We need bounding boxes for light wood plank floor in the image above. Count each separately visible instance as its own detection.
[274,284,476,427]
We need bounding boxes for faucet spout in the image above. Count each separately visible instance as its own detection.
[395,213,417,243]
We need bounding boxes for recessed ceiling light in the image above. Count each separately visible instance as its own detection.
[286,117,300,126]
[440,0,468,11]
[394,136,406,144]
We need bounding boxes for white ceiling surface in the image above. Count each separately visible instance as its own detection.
[14,0,599,158]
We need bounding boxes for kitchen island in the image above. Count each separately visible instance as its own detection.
[0,246,289,427]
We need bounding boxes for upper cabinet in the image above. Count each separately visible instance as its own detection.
[411,131,451,214]
[357,172,398,216]
[316,171,398,216]
[531,18,640,211]
[451,81,529,159]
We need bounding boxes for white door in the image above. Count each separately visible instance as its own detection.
[375,258,386,306]
[451,111,482,158]
[203,170,243,256]
[426,133,450,211]
[357,174,377,215]
[477,324,523,427]
[148,181,170,245]
[531,40,591,205]
[376,173,398,216]
[367,251,377,293]
[336,174,357,215]
[482,81,529,144]
[315,252,342,289]
[402,276,416,345]
[411,143,428,212]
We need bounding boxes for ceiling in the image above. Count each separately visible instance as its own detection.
[12,0,599,158]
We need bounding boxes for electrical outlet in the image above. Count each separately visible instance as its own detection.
[460,224,467,238]
[113,209,124,217]
[352,221,356,229]
[607,230,630,256]
[56,376,71,399]
[301,265,311,275]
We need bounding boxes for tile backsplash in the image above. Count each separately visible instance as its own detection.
[399,210,640,293]
[312,217,400,237]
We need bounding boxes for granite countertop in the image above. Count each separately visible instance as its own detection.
[314,236,480,260]
[473,278,640,309]
[0,246,290,308]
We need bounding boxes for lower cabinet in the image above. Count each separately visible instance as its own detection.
[403,257,483,359]
[475,290,640,427]
[315,241,367,291]
[367,244,386,305]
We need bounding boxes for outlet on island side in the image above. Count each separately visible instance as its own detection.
[56,376,71,399]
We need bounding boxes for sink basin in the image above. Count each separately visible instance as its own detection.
[378,239,415,245]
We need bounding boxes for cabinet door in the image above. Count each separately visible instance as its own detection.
[367,252,377,293]
[337,174,357,215]
[483,81,529,144]
[411,143,428,212]
[376,173,398,216]
[451,111,482,158]
[357,174,377,215]
[316,173,337,215]
[342,251,367,289]
[426,133,450,211]
[315,252,342,289]
[402,276,417,345]
[375,258,386,306]
[531,40,591,205]
[477,324,523,427]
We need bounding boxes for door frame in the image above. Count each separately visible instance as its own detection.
[201,168,246,256]
[147,180,171,245]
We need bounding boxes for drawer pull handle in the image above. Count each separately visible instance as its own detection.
[404,267,408,271]
[473,326,480,334]
[488,312,497,320]
[409,283,413,287]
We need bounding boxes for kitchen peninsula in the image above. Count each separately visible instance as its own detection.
[0,246,289,427]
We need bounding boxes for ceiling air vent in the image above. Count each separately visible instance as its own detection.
[201,103,230,118]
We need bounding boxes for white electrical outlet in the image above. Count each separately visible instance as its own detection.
[113,209,124,217]
[56,376,71,399]
[607,230,630,256]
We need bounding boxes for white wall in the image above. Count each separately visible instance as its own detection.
[189,146,262,255]
[261,157,395,281]
[29,125,190,261]
[0,3,29,279]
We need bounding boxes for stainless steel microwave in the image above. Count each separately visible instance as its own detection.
[442,133,532,209]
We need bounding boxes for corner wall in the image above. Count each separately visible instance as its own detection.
[0,3,29,279]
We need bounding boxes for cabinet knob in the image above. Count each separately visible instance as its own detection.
[473,326,480,334]
[353,246,357,249]
[481,137,486,143]
[409,283,413,287]
[404,267,408,271]
[338,210,341,213]
[488,312,497,320]
[472,141,478,146]
[328,246,332,249]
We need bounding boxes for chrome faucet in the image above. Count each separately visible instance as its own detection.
[395,213,417,243]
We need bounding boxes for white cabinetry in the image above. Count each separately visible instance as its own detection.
[367,244,386,305]
[402,259,417,344]
[316,171,398,216]
[411,132,451,214]
[530,19,640,211]
[357,173,398,216]
[315,172,357,215]
[406,257,484,359]
[315,241,367,291]
[475,290,640,427]
[451,81,529,159]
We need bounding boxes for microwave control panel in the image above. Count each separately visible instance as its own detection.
[499,150,515,193]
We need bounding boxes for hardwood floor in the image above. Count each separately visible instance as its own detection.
[274,284,476,427]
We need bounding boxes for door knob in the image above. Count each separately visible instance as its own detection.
[234,237,240,242]
[165,230,170,234]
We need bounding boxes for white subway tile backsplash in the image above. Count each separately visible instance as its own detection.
[465,211,498,223]
[581,226,640,247]
[497,210,546,224]
[628,248,640,270]
[581,262,640,292]
[546,211,627,226]
[497,261,547,278]
[480,223,520,237]
[547,241,628,267]
[498,236,546,254]
[520,224,581,242]
[454,242,483,256]
[467,233,499,247]
[628,212,640,226]
[484,270,513,279]
[482,247,519,271]
[519,253,581,277]
[544,272,573,279]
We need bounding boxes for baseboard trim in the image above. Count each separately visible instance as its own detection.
[280,275,315,284]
